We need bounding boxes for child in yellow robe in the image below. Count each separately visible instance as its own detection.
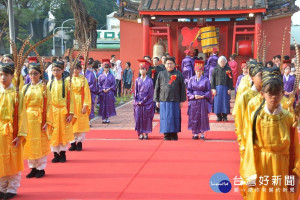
[2,54,24,89]
[69,62,91,151]
[0,62,27,199]
[47,61,74,163]
[241,67,300,200]
[234,60,263,155]
[21,63,53,178]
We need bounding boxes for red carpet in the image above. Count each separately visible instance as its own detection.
[17,102,244,200]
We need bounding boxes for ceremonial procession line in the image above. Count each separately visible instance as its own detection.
[17,98,243,200]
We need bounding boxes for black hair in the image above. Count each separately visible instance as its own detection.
[75,64,82,70]
[111,55,116,58]
[126,62,131,67]
[153,57,159,61]
[144,55,151,60]
[104,63,110,68]
[284,55,290,60]
[161,54,166,59]
[275,55,281,60]
[51,56,57,62]
[262,79,283,96]
[92,61,99,69]
[0,67,14,75]
[266,61,273,67]
[165,57,176,64]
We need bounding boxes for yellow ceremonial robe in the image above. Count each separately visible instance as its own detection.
[0,85,26,177]
[47,77,74,146]
[72,75,91,133]
[233,74,252,115]
[234,87,259,154]
[21,82,53,160]
[241,108,300,200]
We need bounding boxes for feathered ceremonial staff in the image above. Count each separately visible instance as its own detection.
[9,34,54,141]
[67,46,84,119]
[262,32,267,65]
[16,37,47,131]
[280,27,287,72]
[81,39,91,106]
[291,36,300,127]
[256,29,262,62]
[7,35,32,143]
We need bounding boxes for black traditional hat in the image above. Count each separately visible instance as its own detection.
[248,60,264,77]
[262,67,283,88]
[28,63,41,74]
[52,61,64,70]
[0,62,15,74]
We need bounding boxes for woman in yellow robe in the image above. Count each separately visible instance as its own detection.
[0,62,27,199]
[47,61,75,163]
[241,67,300,200]
[69,62,91,151]
[21,63,53,179]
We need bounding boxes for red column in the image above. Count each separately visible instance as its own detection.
[254,14,262,60]
[143,16,150,56]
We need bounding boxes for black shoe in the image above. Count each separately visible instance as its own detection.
[192,135,199,140]
[60,151,66,163]
[163,133,171,140]
[68,142,77,151]
[51,152,60,163]
[200,135,205,140]
[106,119,110,124]
[144,134,149,140]
[35,170,45,178]
[76,142,82,151]
[3,193,16,199]
[26,168,37,178]
[0,192,5,199]
[102,120,107,124]
[138,134,144,140]
[171,133,178,141]
[222,114,228,121]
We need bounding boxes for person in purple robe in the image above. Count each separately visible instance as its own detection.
[207,48,218,81]
[134,59,155,140]
[235,61,248,94]
[85,61,98,119]
[283,64,297,105]
[98,61,116,123]
[181,50,195,85]
[187,60,212,140]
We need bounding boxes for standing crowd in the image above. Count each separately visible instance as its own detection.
[0,44,299,199]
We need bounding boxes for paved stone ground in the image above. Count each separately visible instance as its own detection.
[90,101,158,130]
[91,99,235,132]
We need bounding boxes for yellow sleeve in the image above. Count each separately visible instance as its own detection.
[83,78,91,114]
[18,89,27,137]
[240,109,257,183]
[46,86,53,126]
[292,118,300,177]
[69,80,75,115]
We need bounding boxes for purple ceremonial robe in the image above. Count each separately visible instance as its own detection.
[98,72,116,120]
[25,74,31,84]
[207,54,218,81]
[235,74,244,94]
[283,75,298,105]
[134,76,155,135]
[187,75,212,134]
[85,69,98,119]
[181,56,195,85]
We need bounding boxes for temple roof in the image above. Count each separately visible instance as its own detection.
[116,0,298,20]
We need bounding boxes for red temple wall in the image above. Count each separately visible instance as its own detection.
[119,20,144,81]
[262,16,291,62]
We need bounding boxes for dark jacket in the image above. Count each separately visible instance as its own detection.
[210,64,234,90]
[154,69,186,102]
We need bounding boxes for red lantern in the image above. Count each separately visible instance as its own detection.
[238,40,252,56]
